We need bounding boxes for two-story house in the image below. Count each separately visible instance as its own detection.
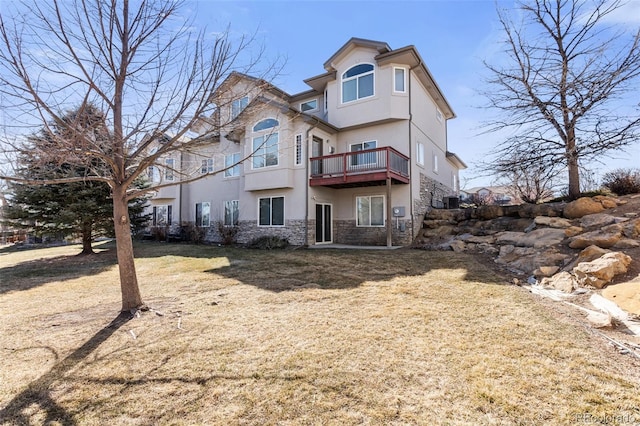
[147,38,466,246]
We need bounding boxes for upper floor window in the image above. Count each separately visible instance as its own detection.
[201,159,213,174]
[224,152,241,177]
[252,118,279,169]
[350,140,377,167]
[231,96,249,119]
[394,68,406,93]
[165,158,175,181]
[300,99,318,112]
[252,118,279,132]
[416,142,425,166]
[295,134,303,166]
[342,63,374,103]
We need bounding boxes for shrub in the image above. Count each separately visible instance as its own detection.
[246,235,289,250]
[216,221,239,246]
[602,169,640,195]
[180,222,206,244]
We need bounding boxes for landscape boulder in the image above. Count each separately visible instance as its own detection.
[540,271,577,293]
[495,228,566,248]
[573,252,632,289]
[568,224,623,249]
[563,197,605,219]
[579,213,619,229]
[534,216,573,229]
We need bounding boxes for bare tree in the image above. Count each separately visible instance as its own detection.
[0,0,277,311]
[495,151,561,203]
[482,0,640,199]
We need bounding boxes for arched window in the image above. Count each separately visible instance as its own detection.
[342,63,374,103]
[252,118,279,169]
[252,118,279,132]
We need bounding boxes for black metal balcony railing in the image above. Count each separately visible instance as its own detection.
[309,146,409,187]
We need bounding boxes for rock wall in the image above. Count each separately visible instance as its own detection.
[414,195,640,291]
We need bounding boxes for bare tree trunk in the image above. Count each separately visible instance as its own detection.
[80,220,94,255]
[112,185,143,312]
[566,133,581,199]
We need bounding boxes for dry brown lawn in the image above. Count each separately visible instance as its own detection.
[1,241,640,425]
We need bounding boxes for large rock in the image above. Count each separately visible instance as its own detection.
[573,252,632,289]
[495,228,567,248]
[534,216,573,228]
[623,219,640,239]
[579,213,619,229]
[475,205,505,220]
[568,224,623,249]
[540,271,577,293]
[496,245,570,274]
[602,278,640,316]
[563,197,605,219]
[518,203,565,218]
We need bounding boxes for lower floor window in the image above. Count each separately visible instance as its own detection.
[356,195,384,227]
[153,205,172,226]
[259,196,284,226]
[224,200,239,226]
[195,202,211,227]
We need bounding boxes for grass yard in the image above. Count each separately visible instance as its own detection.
[1,241,640,425]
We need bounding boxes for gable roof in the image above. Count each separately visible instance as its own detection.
[323,37,391,71]
[305,38,455,120]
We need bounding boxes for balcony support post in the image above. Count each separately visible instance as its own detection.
[386,177,392,248]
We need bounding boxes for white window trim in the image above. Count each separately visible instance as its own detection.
[224,152,241,178]
[294,134,303,166]
[231,96,249,120]
[251,118,279,170]
[165,158,175,181]
[433,152,439,174]
[393,67,407,93]
[349,140,377,168]
[341,63,375,104]
[195,201,211,227]
[201,158,214,174]
[258,196,285,227]
[223,200,239,226]
[300,99,319,113]
[356,195,385,227]
[416,142,425,166]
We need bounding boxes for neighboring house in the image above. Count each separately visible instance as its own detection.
[146,37,466,246]
[460,186,522,206]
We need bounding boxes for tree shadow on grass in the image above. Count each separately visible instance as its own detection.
[0,250,118,294]
[205,248,509,292]
[0,312,132,425]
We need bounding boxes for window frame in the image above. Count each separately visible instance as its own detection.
[258,196,285,227]
[224,152,241,177]
[433,152,439,174]
[349,140,377,167]
[294,134,303,166]
[416,142,425,166]
[394,67,407,93]
[300,99,318,113]
[356,195,385,227]
[231,96,249,119]
[165,158,175,181]
[201,158,214,174]
[152,205,172,226]
[223,200,239,226]
[195,201,211,227]
[341,63,375,104]
[251,118,280,169]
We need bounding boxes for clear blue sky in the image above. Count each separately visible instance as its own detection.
[190,0,640,189]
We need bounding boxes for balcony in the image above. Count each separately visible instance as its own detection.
[310,147,410,188]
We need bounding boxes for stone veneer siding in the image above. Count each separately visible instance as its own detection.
[413,172,452,240]
[333,220,413,246]
[205,220,307,246]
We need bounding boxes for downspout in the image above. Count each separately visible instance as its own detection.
[408,65,416,242]
[304,118,318,247]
